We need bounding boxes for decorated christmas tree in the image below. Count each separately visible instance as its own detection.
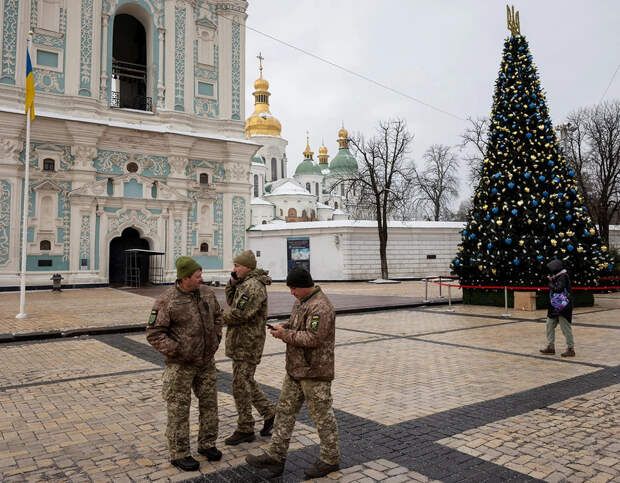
[452,7,611,293]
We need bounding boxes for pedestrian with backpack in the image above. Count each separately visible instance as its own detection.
[540,259,575,357]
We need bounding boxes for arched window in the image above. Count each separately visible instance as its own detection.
[281,158,286,178]
[335,202,339,209]
[200,242,209,253]
[341,183,345,196]
[200,173,209,185]
[301,209,307,220]
[287,207,297,218]
[253,174,259,197]
[311,209,316,220]
[40,240,51,251]
[305,182,311,192]
[43,158,55,171]
[112,13,150,111]
[315,183,319,196]
[107,178,114,196]
[280,208,283,216]
[271,158,277,181]
[261,220,267,225]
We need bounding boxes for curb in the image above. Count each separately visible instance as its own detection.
[0,298,462,344]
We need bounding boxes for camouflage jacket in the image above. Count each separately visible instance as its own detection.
[224,269,272,364]
[146,283,223,367]
[281,286,335,381]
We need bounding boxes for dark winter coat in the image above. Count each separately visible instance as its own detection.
[546,260,572,323]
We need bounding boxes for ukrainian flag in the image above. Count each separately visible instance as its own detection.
[25,47,35,120]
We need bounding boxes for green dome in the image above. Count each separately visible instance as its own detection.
[295,158,322,176]
[329,148,357,173]
[252,156,264,164]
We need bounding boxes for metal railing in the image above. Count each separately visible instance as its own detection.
[110,90,152,112]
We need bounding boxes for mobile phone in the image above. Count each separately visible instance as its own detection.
[230,271,238,280]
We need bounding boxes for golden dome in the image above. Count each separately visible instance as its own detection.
[254,77,269,91]
[337,125,350,149]
[318,145,328,155]
[303,136,314,158]
[338,127,348,139]
[245,53,282,137]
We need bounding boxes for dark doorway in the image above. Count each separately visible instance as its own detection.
[109,227,149,285]
[112,14,149,110]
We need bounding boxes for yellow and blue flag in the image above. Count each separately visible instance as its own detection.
[25,47,35,120]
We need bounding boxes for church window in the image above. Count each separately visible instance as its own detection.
[200,173,209,184]
[262,220,267,224]
[43,158,55,171]
[126,162,139,173]
[335,202,339,209]
[305,182,311,192]
[151,182,158,199]
[281,158,286,178]
[107,178,114,196]
[271,158,277,181]
[287,208,297,218]
[112,14,151,111]
[315,183,319,196]
[40,240,51,251]
[38,0,60,32]
[200,242,209,253]
[253,174,259,197]
[341,184,345,196]
[279,209,283,216]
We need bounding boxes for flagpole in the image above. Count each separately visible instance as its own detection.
[16,31,33,319]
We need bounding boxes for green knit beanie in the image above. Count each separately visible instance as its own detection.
[176,256,202,280]
[233,250,257,269]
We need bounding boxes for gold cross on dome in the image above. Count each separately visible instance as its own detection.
[257,52,264,76]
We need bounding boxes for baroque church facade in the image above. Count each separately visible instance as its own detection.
[244,60,358,226]
[0,0,257,287]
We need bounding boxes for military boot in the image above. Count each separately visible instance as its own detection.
[224,430,255,445]
[246,452,284,476]
[198,446,222,461]
[561,347,575,357]
[171,455,200,472]
[304,459,340,478]
[539,344,555,355]
[260,415,275,436]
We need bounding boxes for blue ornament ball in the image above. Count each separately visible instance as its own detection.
[551,223,556,230]
[454,259,460,265]
[548,161,554,167]
[511,209,518,215]
[487,243,493,249]
[542,191,549,197]
[513,258,520,265]
[536,255,543,260]
[524,172,531,179]
[567,245,574,251]
[505,238,512,245]
[526,133,532,139]
[566,215,572,221]
[492,188,498,194]
[539,175,546,182]
[485,214,491,220]
[532,200,538,206]
[568,170,575,176]
[508,182,515,189]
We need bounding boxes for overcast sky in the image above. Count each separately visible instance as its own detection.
[243,1,620,203]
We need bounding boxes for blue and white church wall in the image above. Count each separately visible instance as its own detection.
[0,0,256,287]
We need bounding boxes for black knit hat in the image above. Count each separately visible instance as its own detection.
[286,266,314,288]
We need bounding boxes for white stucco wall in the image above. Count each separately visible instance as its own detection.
[248,221,465,280]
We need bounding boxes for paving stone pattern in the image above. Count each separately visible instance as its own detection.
[0,294,619,482]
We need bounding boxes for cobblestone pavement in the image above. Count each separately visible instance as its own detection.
[0,281,461,336]
[0,300,619,482]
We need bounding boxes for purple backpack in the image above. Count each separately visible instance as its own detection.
[550,289,569,311]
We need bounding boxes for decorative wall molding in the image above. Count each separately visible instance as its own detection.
[0,138,23,165]
[230,20,241,120]
[79,215,91,268]
[0,180,10,264]
[174,6,186,111]
[71,145,98,170]
[0,0,18,85]
[231,195,245,256]
[225,161,249,182]
[107,208,158,238]
[79,0,94,96]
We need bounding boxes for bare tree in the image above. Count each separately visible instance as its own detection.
[564,100,620,245]
[334,119,415,279]
[459,116,489,185]
[413,144,460,221]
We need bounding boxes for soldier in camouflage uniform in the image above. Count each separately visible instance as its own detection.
[223,250,276,445]
[146,256,223,472]
[246,266,340,479]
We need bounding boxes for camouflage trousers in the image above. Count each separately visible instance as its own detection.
[232,360,276,432]
[266,374,339,465]
[162,360,218,460]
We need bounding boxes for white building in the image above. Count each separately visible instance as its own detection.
[0,0,257,288]
[248,220,467,280]
[245,59,358,226]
